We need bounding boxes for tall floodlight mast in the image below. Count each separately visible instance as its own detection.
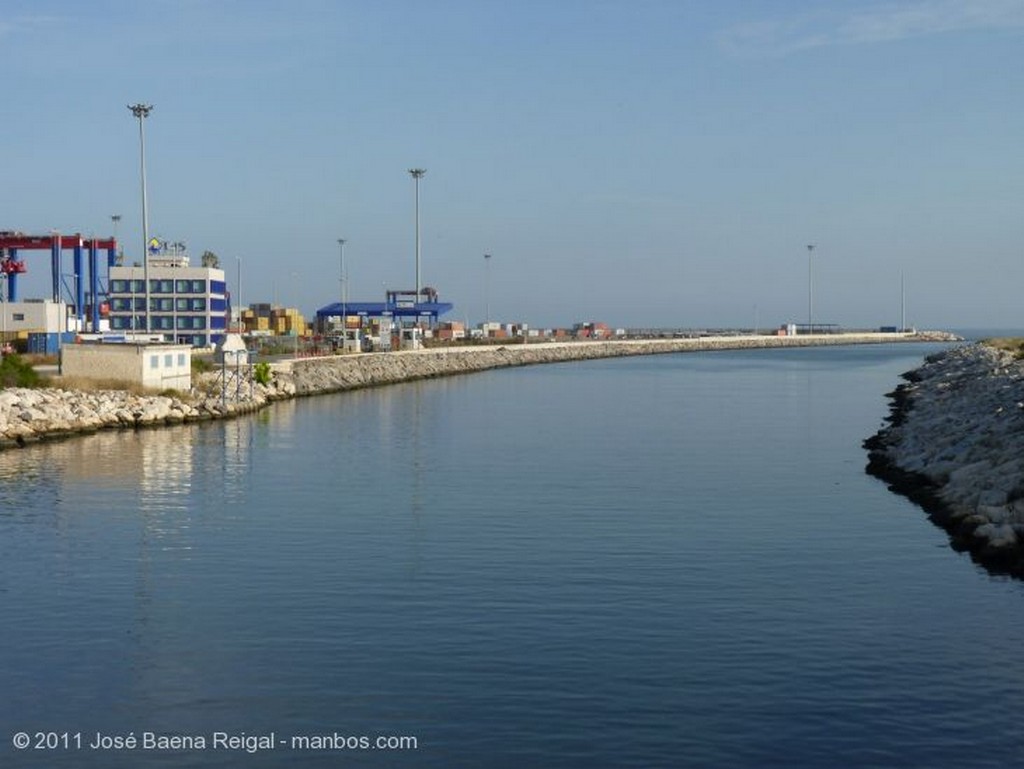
[338,238,347,320]
[408,169,426,302]
[128,103,154,333]
[806,244,816,332]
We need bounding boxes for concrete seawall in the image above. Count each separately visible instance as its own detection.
[1,332,949,450]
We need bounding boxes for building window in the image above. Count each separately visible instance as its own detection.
[210,280,226,294]
[191,298,206,311]
[177,353,186,366]
[131,280,146,293]
[191,280,206,293]
[195,334,207,347]
[150,355,159,369]
[111,279,129,293]
[176,279,191,293]
[164,354,173,367]
[111,298,133,311]
[176,298,190,311]
[12,313,24,321]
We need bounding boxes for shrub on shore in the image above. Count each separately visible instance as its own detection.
[0,353,44,388]
[981,338,1024,360]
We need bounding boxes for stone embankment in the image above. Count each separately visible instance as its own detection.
[1,332,950,451]
[865,343,1024,577]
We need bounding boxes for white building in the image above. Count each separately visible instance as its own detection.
[0,299,68,335]
[108,243,228,348]
[61,342,193,392]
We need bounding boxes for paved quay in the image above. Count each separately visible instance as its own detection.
[1,332,950,450]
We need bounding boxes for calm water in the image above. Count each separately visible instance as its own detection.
[3,343,1024,768]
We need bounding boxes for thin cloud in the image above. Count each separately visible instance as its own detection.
[718,0,1024,57]
[0,15,66,37]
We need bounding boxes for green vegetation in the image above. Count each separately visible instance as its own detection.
[253,361,272,386]
[0,353,44,388]
[192,356,215,373]
[981,338,1024,359]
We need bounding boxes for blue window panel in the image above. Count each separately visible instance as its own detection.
[210,315,226,330]
[210,280,226,294]
[210,298,227,312]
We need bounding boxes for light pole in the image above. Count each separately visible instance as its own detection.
[337,238,347,321]
[128,103,153,333]
[110,214,122,266]
[806,243,815,333]
[1,254,7,358]
[900,270,906,333]
[236,256,242,333]
[484,253,492,325]
[408,169,426,302]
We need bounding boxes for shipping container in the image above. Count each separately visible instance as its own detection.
[27,332,77,355]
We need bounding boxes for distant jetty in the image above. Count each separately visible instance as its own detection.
[1,331,953,450]
[865,342,1024,577]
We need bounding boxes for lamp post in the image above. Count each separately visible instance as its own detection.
[1,255,7,358]
[128,103,153,333]
[408,169,426,302]
[806,243,815,333]
[110,213,122,267]
[236,255,242,333]
[484,253,492,325]
[337,238,347,321]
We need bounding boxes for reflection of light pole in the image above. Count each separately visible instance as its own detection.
[337,238,347,320]
[484,253,492,325]
[806,244,815,332]
[128,103,153,333]
[408,168,426,301]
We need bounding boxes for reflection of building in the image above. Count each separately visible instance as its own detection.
[108,241,227,347]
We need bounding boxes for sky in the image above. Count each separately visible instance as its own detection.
[1,0,1022,330]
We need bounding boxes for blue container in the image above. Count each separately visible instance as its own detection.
[27,332,76,355]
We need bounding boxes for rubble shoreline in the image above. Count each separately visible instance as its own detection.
[865,342,1024,577]
[1,332,952,452]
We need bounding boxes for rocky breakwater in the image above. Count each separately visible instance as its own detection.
[0,374,290,450]
[865,343,1024,576]
[0,332,952,451]
[282,333,950,394]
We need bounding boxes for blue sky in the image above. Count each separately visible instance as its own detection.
[2,0,1022,329]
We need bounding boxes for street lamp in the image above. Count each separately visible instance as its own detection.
[110,214,122,266]
[128,103,153,334]
[408,168,426,302]
[484,253,492,325]
[236,255,242,332]
[806,243,815,333]
[337,238,347,321]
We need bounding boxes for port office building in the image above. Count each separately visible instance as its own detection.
[107,242,228,348]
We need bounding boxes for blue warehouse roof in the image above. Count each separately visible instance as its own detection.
[316,301,454,320]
